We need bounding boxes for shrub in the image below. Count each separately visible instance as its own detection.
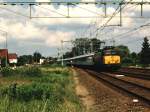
[0,67,14,77]
[23,67,41,77]
[0,83,64,102]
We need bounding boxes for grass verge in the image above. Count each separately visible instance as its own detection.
[0,66,84,112]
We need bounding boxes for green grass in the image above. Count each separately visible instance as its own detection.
[0,67,84,112]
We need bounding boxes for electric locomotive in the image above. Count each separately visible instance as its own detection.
[93,46,121,70]
[66,46,121,71]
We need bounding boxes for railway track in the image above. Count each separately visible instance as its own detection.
[119,67,150,75]
[115,67,150,80]
[122,67,150,72]
[114,71,150,80]
[86,69,150,105]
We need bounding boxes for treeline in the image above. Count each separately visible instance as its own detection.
[17,52,55,66]
[120,37,150,67]
[63,37,150,67]
[63,38,104,58]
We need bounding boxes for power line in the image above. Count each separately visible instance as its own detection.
[97,0,133,31]
[91,0,127,39]
[34,5,67,18]
[0,6,29,18]
[97,4,140,39]
[0,1,149,18]
[111,22,150,39]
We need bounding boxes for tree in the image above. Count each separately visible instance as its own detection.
[91,38,105,52]
[33,52,42,63]
[130,52,138,65]
[73,38,91,55]
[116,45,130,58]
[72,38,104,56]
[140,37,150,66]
[0,57,7,67]
[17,55,33,66]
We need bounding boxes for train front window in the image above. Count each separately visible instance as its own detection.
[104,50,117,55]
[111,50,117,55]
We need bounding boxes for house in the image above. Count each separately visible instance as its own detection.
[0,49,8,65]
[0,49,8,58]
[8,53,18,64]
[40,58,45,64]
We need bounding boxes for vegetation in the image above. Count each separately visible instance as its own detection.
[0,57,8,67]
[17,52,56,66]
[0,66,42,77]
[0,67,84,112]
[116,37,150,67]
[140,37,150,67]
[33,52,42,63]
[63,38,104,58]
[62,37,150,67]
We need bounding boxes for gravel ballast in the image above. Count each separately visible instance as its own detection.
[74,68,150,112]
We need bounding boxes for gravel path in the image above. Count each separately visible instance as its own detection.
[74,68,150,112]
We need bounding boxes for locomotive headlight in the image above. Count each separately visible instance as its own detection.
[104,55,120,64]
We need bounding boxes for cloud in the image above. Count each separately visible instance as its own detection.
[0,33,6,43]
[0,0,150,56]
[45,31,74,47]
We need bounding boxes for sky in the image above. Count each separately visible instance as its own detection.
[0,0,150,57]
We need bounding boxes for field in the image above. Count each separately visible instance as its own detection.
[0,66,84,112]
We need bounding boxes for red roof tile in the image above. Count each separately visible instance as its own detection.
[0,49,8,58]
[8,53,17,59]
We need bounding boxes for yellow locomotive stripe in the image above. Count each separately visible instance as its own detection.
[104,55,120,64]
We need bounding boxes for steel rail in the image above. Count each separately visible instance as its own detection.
[122,67,150,71]
[115,71,150,80]
[100,71,150,91]
[86,70,150,105]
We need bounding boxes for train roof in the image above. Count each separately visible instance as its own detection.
[58,53,95,61]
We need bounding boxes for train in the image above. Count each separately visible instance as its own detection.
[63,46,121,71]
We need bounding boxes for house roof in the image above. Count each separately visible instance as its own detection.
[0,49,8,58]
[8,53,17,59]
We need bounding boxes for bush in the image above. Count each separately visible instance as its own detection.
[122,57,133,64]
[0,67,14,77]
[0,67,84,112]
[22,67,41,77]
[0,83,64,102]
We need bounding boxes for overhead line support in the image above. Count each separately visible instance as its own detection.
[67,3,70,18]
[104,3,107,17]
[140,0,143,17]
[0,2,150,5]
[120,4,122,26]
[29,4,32,19]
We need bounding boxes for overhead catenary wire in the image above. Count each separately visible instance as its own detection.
[34,4,67,17]
[89,0,129,39]
[0,6,30,18]
[117,35,150,45]
[97,0,133,31]
[111,22,150,39]
[101,21,150,46]
[98,4,140,39]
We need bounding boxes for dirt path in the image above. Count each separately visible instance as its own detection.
[72,69,95,112]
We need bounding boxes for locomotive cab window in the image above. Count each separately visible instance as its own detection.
[104,50,117,55]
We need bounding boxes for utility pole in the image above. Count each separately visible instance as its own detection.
[2,32,8,67]
[61,40,64,66]
[90,42,93,53]
[0,30,8,67]
[111,38,116,46]
[61,40,74,66]
[5,32,8,67]
[83,41,86,54]
[57,48,60,61]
